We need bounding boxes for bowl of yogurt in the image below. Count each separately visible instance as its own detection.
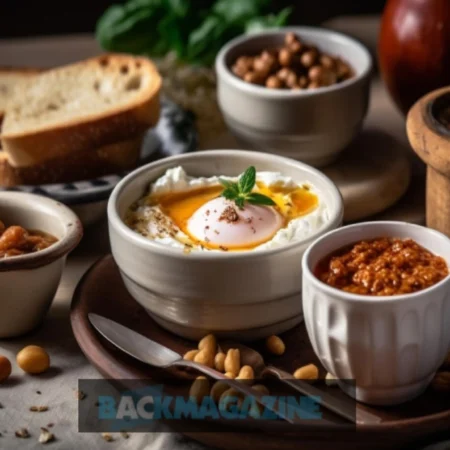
[108,150,343,340]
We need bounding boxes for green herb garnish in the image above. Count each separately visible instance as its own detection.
[96,0,292,66]
[219,166,276,209]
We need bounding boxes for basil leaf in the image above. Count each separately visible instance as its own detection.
[213,0,269,25]
[238,166,256,194]
[245,7,293,34]
[246,192,276,206]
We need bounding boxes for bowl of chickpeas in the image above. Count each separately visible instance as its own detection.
[215,27,372,167]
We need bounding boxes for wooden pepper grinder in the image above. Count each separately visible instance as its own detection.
[407,86,450,235]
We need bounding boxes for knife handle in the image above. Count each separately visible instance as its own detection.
[173,359,333,426]
[265,365,382,425]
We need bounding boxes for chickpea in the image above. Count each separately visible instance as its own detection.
[0,355,12,383]
[210,380,229,403]
[260,50,277,66]
[320,68,337,86]
[214,352,226,372]
[243,72,263,85]
[16,345,50,374]
[224,349,240,377]
[336,59,352,80]
[289,40,303,54]
[235,56,253,72]
[265,76,282,89]
[284,32,298,46]
[189,376,210,404]
[218,387,241,411]
[232,64,246,78]
[193,349,214,368]
[198,334,216,354]
[278,48,293,67]
[252,384,270,396]
[308,81,321,89]
[183,349,199,361]
[285,71,298,88]
[308,65,324,82]
[265,335,285,356]
[293,363,319,381]
[300,50,317,68]
[320,54,336,70]
[236,365,254,382]
[298,76,308,88]
[277,67,292,81]
[253,57,271,77]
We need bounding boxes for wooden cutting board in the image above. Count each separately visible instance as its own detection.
[204,127,412,223]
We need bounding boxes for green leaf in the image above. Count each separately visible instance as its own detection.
[213,0,269,25]
[246,192,276,206]
[235,197,245,209]
[238,166,256,194]
[245,7,292,34]
[221,187,238,200]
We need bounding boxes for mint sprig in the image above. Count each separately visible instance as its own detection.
[219,166,276,208]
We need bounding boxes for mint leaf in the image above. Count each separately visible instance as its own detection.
[221,187,238,200]
[246,192,276,206]
[238,166,256,194]
[235,197,245,209]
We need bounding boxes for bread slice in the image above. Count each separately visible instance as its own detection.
[0,134,143,187]
[0,68,40,121]
[1,54,161,167]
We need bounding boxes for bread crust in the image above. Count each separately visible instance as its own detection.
[1,54,161,167]
[0,134,143,187]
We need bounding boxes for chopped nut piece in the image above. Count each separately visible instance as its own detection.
[36,390,42,395]
[15,428,30,438]
[30,406,49,412]
[101,432,114,442]
[39,428,54,444]
[47,423,54,428]
[120,431,130,439]
[219,206,239,223]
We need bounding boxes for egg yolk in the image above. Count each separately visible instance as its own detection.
[153,183,318,250]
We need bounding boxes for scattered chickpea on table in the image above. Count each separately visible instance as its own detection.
[231,32,354,90]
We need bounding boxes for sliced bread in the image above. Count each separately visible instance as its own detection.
[0,134,143,187]
[0,68,40,121]
[1,54,161,167]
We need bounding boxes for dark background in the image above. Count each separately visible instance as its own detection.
[0,1,386,38]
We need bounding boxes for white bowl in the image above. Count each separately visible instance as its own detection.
[108,149,343,340]
[0,192,83,337]
[302,221,450,405]
[215,27,372,167]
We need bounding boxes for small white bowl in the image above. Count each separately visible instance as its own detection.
[215,27,372,167]
[0,192,83,338]
[108,149,343,340]
[302,221,450,406]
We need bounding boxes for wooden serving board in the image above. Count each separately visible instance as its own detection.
[70,255,450,450]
